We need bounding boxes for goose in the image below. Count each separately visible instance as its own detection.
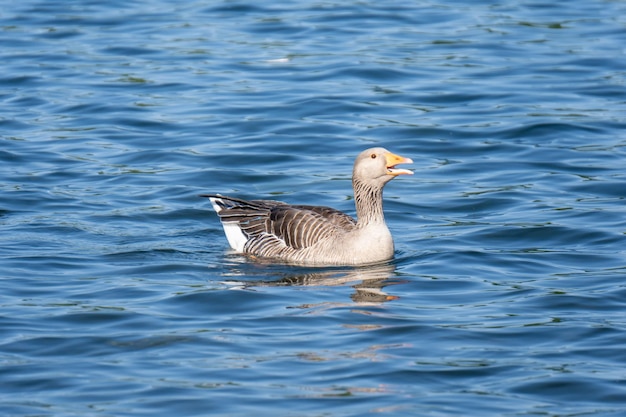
[201,147,412,266]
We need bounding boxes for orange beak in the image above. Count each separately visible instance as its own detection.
[384,151,413,176]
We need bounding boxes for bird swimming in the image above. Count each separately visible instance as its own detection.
[202,147,412,266]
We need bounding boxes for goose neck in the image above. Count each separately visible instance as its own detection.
[353,178,385,226]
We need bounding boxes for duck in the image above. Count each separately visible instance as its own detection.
[201,147,412,266]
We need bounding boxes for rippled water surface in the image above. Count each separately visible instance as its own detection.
[2,0,626,416]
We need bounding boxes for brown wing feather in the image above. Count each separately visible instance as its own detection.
[291,205,357,230]
[201,194,356,256]
[267,206,345,250]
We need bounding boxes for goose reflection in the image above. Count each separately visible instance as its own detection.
[220,261,402,304]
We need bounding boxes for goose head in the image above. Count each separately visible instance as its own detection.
[352,147,413,187]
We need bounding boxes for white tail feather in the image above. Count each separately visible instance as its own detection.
[209,196,248,252]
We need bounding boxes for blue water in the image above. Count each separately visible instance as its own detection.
[2,0,626,415]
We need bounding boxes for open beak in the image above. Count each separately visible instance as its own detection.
[385,151,413,176]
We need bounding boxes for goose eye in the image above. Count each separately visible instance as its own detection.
[370,153,377,159]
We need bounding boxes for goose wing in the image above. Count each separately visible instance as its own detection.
[201,194,356,255]
[290,205,357,231]
[265,204,356,250]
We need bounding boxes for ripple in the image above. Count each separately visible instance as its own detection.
[1,0,626,416]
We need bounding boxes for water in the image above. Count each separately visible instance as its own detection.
[1,0,625,415]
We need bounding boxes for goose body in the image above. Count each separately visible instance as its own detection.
[202,147,412,266]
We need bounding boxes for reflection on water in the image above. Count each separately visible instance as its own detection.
[220,261,402,304]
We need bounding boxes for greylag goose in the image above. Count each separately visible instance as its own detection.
[201,147,412,266]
